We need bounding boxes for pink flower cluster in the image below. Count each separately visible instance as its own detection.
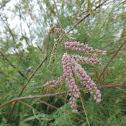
[65,42,107,56]
[43,41,107,112]
[71,57,101,103]
[72,55,102,66]
[49,25,60,36]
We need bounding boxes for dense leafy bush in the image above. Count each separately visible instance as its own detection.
[0,0,126,126]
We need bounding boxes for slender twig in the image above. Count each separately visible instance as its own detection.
[94,113,111,126]
[53,0,67,91]
[67,0,109,33]
[2,60,5,104]
[58,96,111,126]
[1,17,28,66]
[0,91,70,108]
[53,0,63,32]
[53,0,67,43]
[96,39,126,83]
[0,51,27,79]
[7,54,49,123]
[2,83,125,109]
[80,94,90,126]
[37,99,85,123]
[19,101,40,114]
[0,83,125,123]
[37,99,59,110]
[99,84,126,89]
[0,68,23,85]
[80,84,126,92]
[2,77,4,104]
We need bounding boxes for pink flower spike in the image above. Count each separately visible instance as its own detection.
[94,96,97,100]
[94,87,97,90]
[46,82,49,85]
[44,44,106,112]
[96,99,101,103]
[50,85,54,88]
[49,25,56,33]
[90,92,93,95]
[102,52,106,56]
[98,94,101,98]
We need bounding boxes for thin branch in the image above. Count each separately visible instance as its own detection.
[19,101,40,114]
[0,68,23,85]
[1,17,28,66]
[37,99,59,110]
[2,78,4,104]
[1,83,126,109]
[0,91,70,108]
[0,51,27,79]
[80,94,90,126]
[96,39,126,83]
[99,84,126,89]
[67,0,109,33]
[80,84,126,92]
[53,0,62,31]
[0,83,125,123]
[7,54,49,123]
[37,99,85,123]
[2,64,5,104]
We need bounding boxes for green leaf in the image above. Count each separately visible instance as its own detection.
[16,42,22,48]
[8,69,18,75]
[20,36,29,41]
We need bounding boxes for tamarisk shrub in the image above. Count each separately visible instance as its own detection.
[44,26,107,113]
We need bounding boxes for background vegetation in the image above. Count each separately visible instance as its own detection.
[0,0,126,126]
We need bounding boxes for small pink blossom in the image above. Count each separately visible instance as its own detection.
[49,25,60,36]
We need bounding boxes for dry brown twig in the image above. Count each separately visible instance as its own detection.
[2,83,123,124]
[1,84,125,109]
[0,91,70,108]
[80,94,90,126]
